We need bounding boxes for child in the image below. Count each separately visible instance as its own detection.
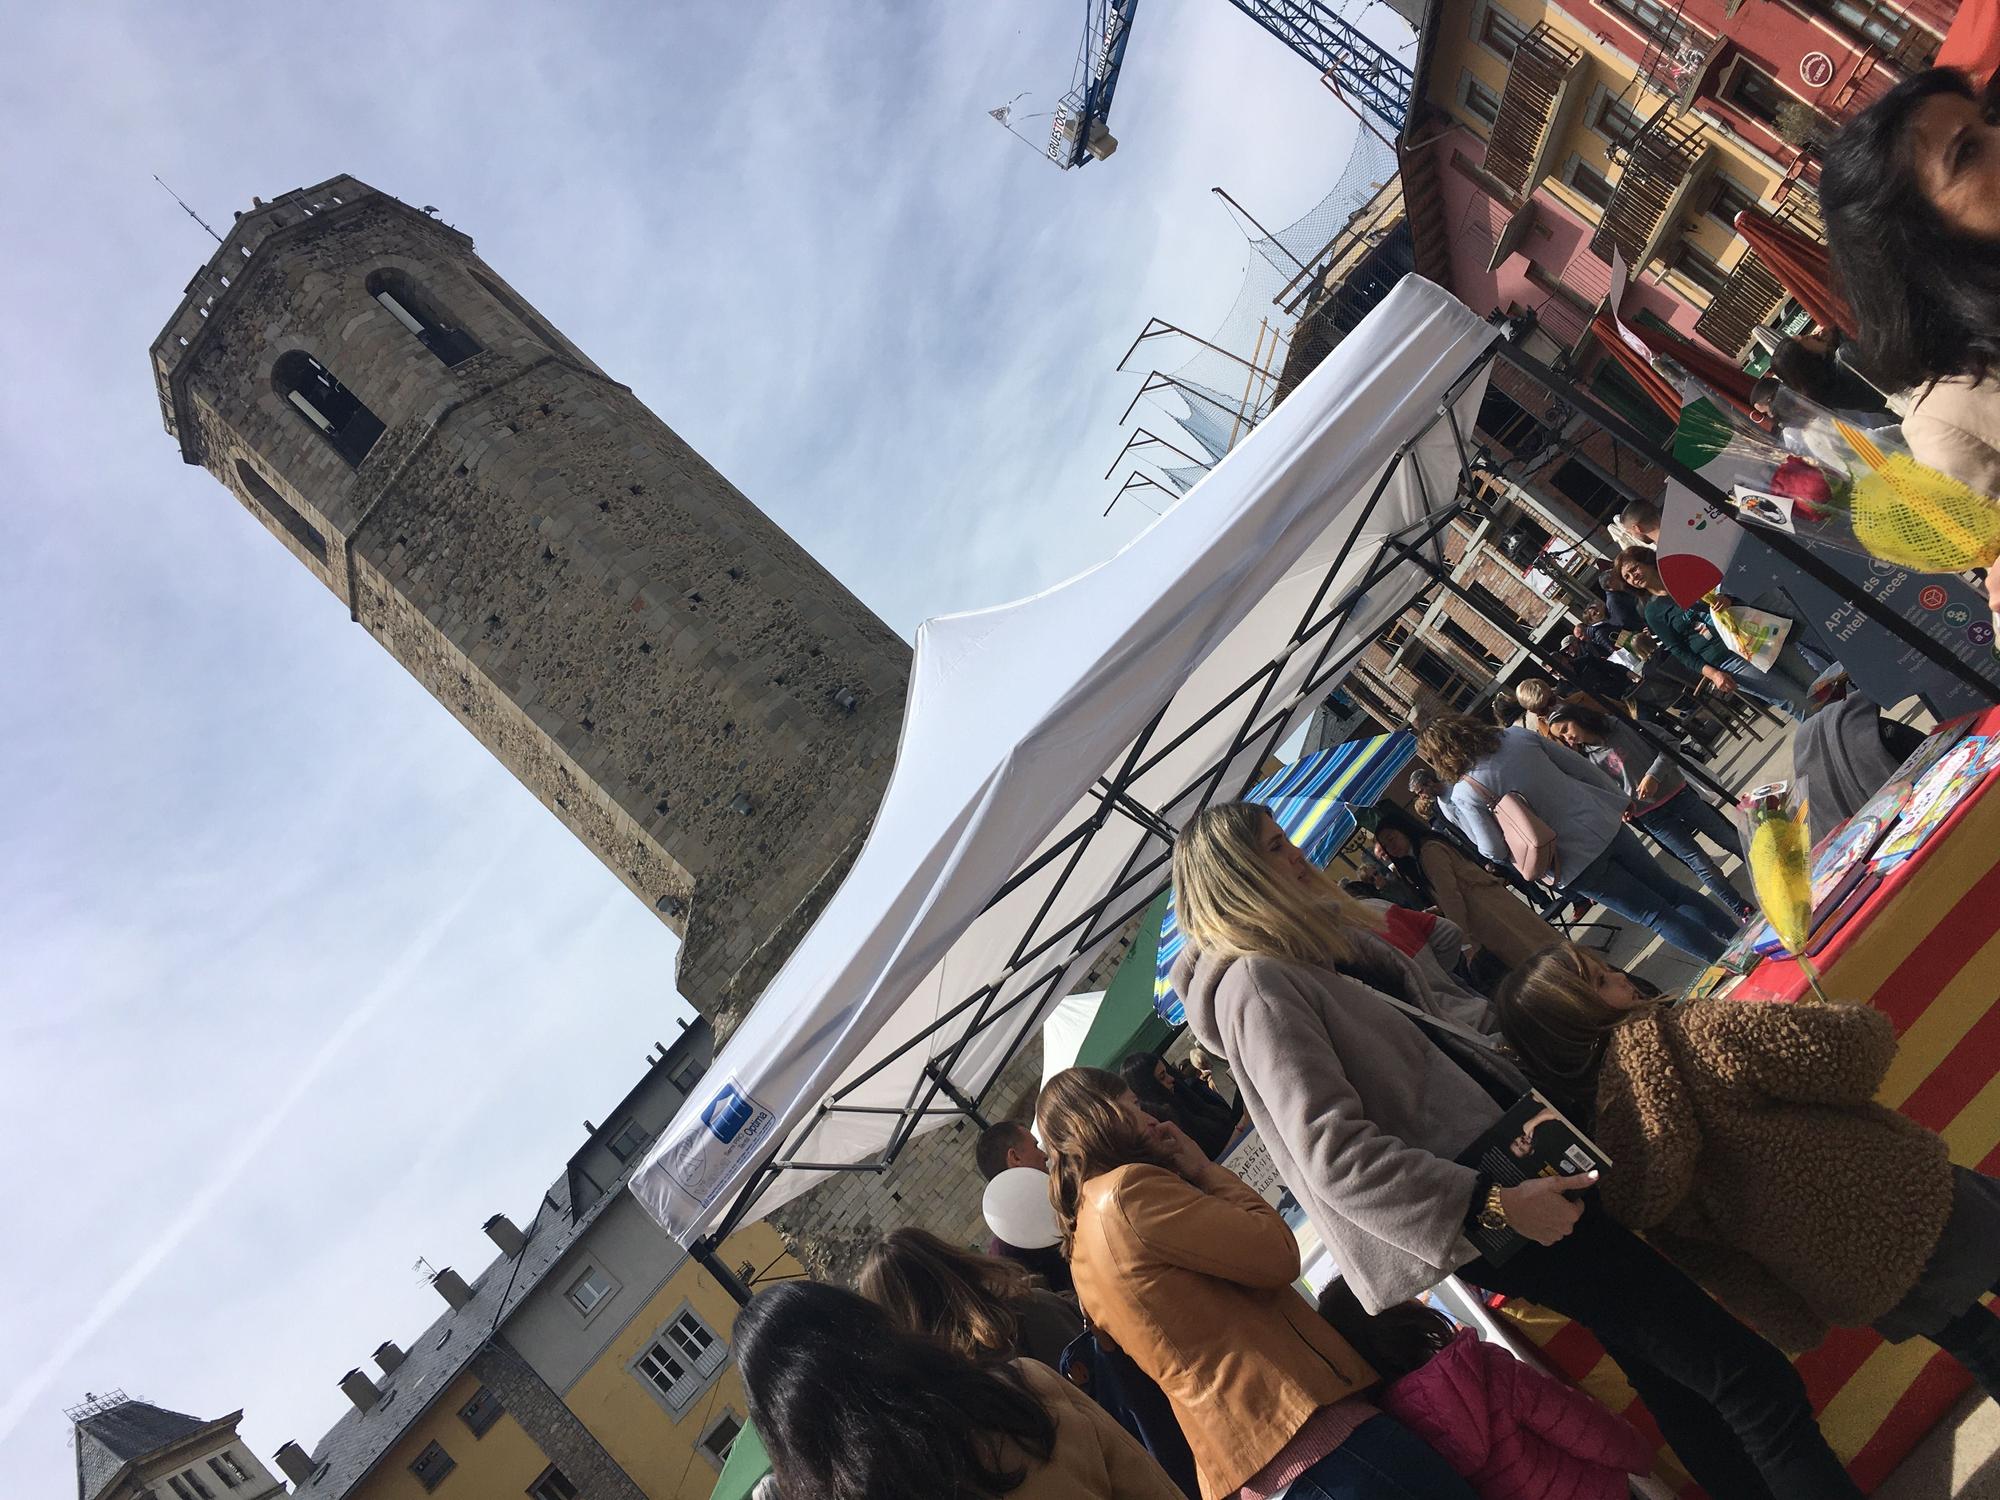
[1316,1281,1653,1500]
[1496,942,2000,1385]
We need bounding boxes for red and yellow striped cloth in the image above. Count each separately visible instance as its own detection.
[1503,705,2000,1495]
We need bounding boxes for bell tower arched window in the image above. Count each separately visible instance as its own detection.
[235,459,328,562]
[273,352,386,468]
[366,269,481,366]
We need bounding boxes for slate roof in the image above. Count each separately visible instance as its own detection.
[291,1169,617,1500]
[75,1400,216,1500]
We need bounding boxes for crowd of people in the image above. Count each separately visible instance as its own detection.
[717,67,2000,1500]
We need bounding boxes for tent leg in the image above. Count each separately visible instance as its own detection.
[693,1235,756,1307]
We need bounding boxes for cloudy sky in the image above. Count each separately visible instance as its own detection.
[0,2,1404,1490]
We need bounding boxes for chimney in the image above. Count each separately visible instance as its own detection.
[483,1214,527,1258]
[274,1442,315,1485]
[338,1369,380,1413]
[373,1341,406,1376]
[431,1266,473,1309]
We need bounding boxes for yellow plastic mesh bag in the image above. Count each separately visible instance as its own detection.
[1837,421,2000,572]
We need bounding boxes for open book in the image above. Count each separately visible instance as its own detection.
[1459,1090,1613,1264]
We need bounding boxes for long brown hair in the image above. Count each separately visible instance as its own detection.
[1170,801,1381,971]
[1493,943,1660,1120]
[1036,1067,1178,1257]
[1416,715,1503,784]
[857,1228,1037,1363]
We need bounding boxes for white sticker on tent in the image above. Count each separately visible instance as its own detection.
[661,1077,778,1207]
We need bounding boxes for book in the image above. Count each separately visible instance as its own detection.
[1459,1091,1613,1265]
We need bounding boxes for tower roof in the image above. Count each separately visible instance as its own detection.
[74,1399,220,1500]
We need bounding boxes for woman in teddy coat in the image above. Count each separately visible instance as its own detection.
[1495,942,2000,1397]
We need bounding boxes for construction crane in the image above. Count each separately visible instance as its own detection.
[1019,0,1413,171]
[1043,0,1142,168]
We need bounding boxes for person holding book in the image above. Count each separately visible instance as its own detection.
[1315,1281,1655,1500]
[1167,800,1862,1500]
[1496,942,2000,1396]
[1037,1063,1480,1500]
[1615,547,1816,722]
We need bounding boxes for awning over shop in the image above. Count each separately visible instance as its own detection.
[630,278,1498,1248]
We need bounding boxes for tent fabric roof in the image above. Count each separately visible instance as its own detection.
[74,1401,225,1500]
[631,277,1497,1245]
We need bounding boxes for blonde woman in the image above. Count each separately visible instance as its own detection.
[1417,715,1738,962]
[1496,943,2000,1397]
[1168,801,1860,1500]
[858,1227,1082,1370]
[1038,1065,1476,1500]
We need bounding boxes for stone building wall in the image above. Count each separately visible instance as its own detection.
[152,176,908,1030]
[469,1339,646,1500]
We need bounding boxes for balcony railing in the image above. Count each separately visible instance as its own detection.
[1482,22,1587,202]
[1590,109,1708,267]
[1692,249,1787,357]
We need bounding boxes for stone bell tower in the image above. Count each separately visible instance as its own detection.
[150,176,908,1029]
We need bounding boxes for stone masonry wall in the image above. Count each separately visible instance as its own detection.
[163,184,909,1029]
[470,1337,646,1500]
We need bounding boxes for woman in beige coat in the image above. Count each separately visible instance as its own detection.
[1497,942,2000,1393]
[1824,68,2000,620]
[735,1278,1186,1500]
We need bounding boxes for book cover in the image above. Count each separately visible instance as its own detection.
[1460,1091,1612,1265]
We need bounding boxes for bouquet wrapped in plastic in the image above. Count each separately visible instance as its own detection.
[1738,780,1832,998]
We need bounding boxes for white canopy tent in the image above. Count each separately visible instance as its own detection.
[630,278,1499,1251]
[1038,991,1108,1086]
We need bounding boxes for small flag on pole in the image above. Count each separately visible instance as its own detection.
[989,105,1012,125]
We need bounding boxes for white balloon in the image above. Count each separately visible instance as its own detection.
[982,1166,1060,1250]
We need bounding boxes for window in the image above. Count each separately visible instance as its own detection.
[1461,74,1502,130]
[1591,90,1646,149]
[272,351,385,468]
[606,1119,648,1162]
[1671,241,1732,300]
[178,1471,214,1500]
[529,1467,578,1500]
[366,269,481,366]
[1438,615,1503,667]
[635,1307,729,1413]
[671,1059,705,1093]
[168,1479,201,1500]
[1564,157,1615,211]
[1550,458,1623,517]
[1597,0,1678,33]
[1476,387,1548,456]
[566,1266,613,1316]
[1799,0,1929,60]
[458,1385,504,1438]
[208,1452,251,1488]
[1723,63,1791,126]
[1478,4,1528,59]
[409,1440,456,1493]
[234,458,329,563]
[1703,173,1760,229]
[699,1411,743,1467]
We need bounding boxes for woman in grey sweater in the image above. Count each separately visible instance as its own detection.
[1421,716,1740,963]
[1545,703,1755,922]
[1169,801,1863,1500]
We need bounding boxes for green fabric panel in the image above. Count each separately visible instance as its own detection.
[709,1420,771,1500]
[1076,892,1175,1071]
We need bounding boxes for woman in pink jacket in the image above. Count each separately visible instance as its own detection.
[1317,1281,1653,1500]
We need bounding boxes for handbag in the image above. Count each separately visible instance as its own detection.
[1460,774,1561,885]
[1707,594,1793,672]
[1058,1324,1200,1498]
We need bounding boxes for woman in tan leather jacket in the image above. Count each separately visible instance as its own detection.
[1038,1065,1476,1500]
[736,1278,1184,1500]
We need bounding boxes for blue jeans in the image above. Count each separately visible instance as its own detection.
[1723,635,1827,721]
[1277,1414,1478,1499]
[1567,826,1741,962]
[1637,790,1754,919]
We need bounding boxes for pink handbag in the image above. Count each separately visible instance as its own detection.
[1460,774,1561,884]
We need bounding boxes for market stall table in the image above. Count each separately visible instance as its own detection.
[1515,702,2000,1494]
